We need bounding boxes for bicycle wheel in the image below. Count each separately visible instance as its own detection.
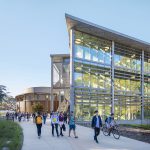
[112,129,120,139]
[103,126,109,136]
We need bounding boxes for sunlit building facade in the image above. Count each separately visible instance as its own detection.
[16,87,54,113]
[67,14,150,123]
[51,14,150,123]
[50,54,70,113]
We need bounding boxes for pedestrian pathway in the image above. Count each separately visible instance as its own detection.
[20,121,150,150]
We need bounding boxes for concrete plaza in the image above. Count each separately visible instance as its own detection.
[20,121,150,150]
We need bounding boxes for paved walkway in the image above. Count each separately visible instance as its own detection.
[20,120,150,150]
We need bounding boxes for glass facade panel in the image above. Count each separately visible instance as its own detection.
[91,47,98,62]
[72,30,150,122]
[114,96,141,120]
[74,72,82,86]
[98,49,104,63]
[144,52,150,119]
[84,46,91,60]
[75,45,83,59]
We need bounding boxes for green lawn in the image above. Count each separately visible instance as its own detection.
[121,124,150,130]
[0,119,23,150]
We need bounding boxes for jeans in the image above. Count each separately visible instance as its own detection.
[94,127,100,141]
[52,124,59,136]
[36,124,42,136]
[43,118,46,124]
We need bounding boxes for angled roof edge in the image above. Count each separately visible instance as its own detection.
[65,13,150,51]
[50,54,70,58]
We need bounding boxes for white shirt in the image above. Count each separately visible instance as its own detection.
[96,116,100,128]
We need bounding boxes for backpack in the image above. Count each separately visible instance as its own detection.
[36,116,42,124]
[62,124,66,131]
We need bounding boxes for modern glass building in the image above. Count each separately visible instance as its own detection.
[51,14,150,124]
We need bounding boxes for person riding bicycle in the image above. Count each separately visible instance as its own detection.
[105,113,115,136]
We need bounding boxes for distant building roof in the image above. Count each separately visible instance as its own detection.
[15,87,51,98]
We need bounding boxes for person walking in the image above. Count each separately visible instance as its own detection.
[35,112,42,139]
[68,111,78,138]
[91,110,102,143]
[43,112,47,124]
[32,113,36,123]
[51,112,59,137]
[18,112,22,122]
[27,112,30,121]
[63,112,67,124]
[105,113,115,136]
[59,112,64,136]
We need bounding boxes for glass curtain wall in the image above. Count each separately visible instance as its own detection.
[72,30,150,121]
[144,51,150,119]
[53,59,70,88]
[114,44,142,120]
[74,31,112,121]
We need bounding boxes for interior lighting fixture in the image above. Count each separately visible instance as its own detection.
[104,46,109,51]
[75,40,81,44]
[76,38,81,42]
[131,54,135,58]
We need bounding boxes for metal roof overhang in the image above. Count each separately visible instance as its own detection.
[50,54,70,62]
[50,54,70,58]
[65,14,150,52]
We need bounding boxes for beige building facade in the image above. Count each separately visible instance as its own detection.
[15,87,59,113]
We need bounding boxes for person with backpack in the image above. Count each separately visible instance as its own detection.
[59,111,65,136]
[68,111,78,138]
[51,112,59,137]
[105,113,115,136]
[35,112,43,139]
[91,110,102,143]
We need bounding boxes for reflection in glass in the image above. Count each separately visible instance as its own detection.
[75,45,83,59]
[74,72,82,86]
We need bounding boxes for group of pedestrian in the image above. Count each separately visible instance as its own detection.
[6,112,15,121]
[5,111,31,121]
[8,109,115,144]
[17,112,31,122]
[35,111,78,139]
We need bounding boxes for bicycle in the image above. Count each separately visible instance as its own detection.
[102,123,120,139]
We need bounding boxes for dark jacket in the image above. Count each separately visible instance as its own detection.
[59,115,64,122]
[91,115,102,128]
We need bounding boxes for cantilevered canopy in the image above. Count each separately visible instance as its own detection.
[65,14,150,51]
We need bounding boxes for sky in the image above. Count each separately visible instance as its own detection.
[0,0,150,97]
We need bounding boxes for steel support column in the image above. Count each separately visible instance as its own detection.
[70,29,75,113]
[111,41,115,113]
[51,57,54,111]
[141,50,144,122]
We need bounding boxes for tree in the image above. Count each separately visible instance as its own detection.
[32,102,44,113]
[2,96,16,111]
[0,85,16,111]
[0,85,8,103]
